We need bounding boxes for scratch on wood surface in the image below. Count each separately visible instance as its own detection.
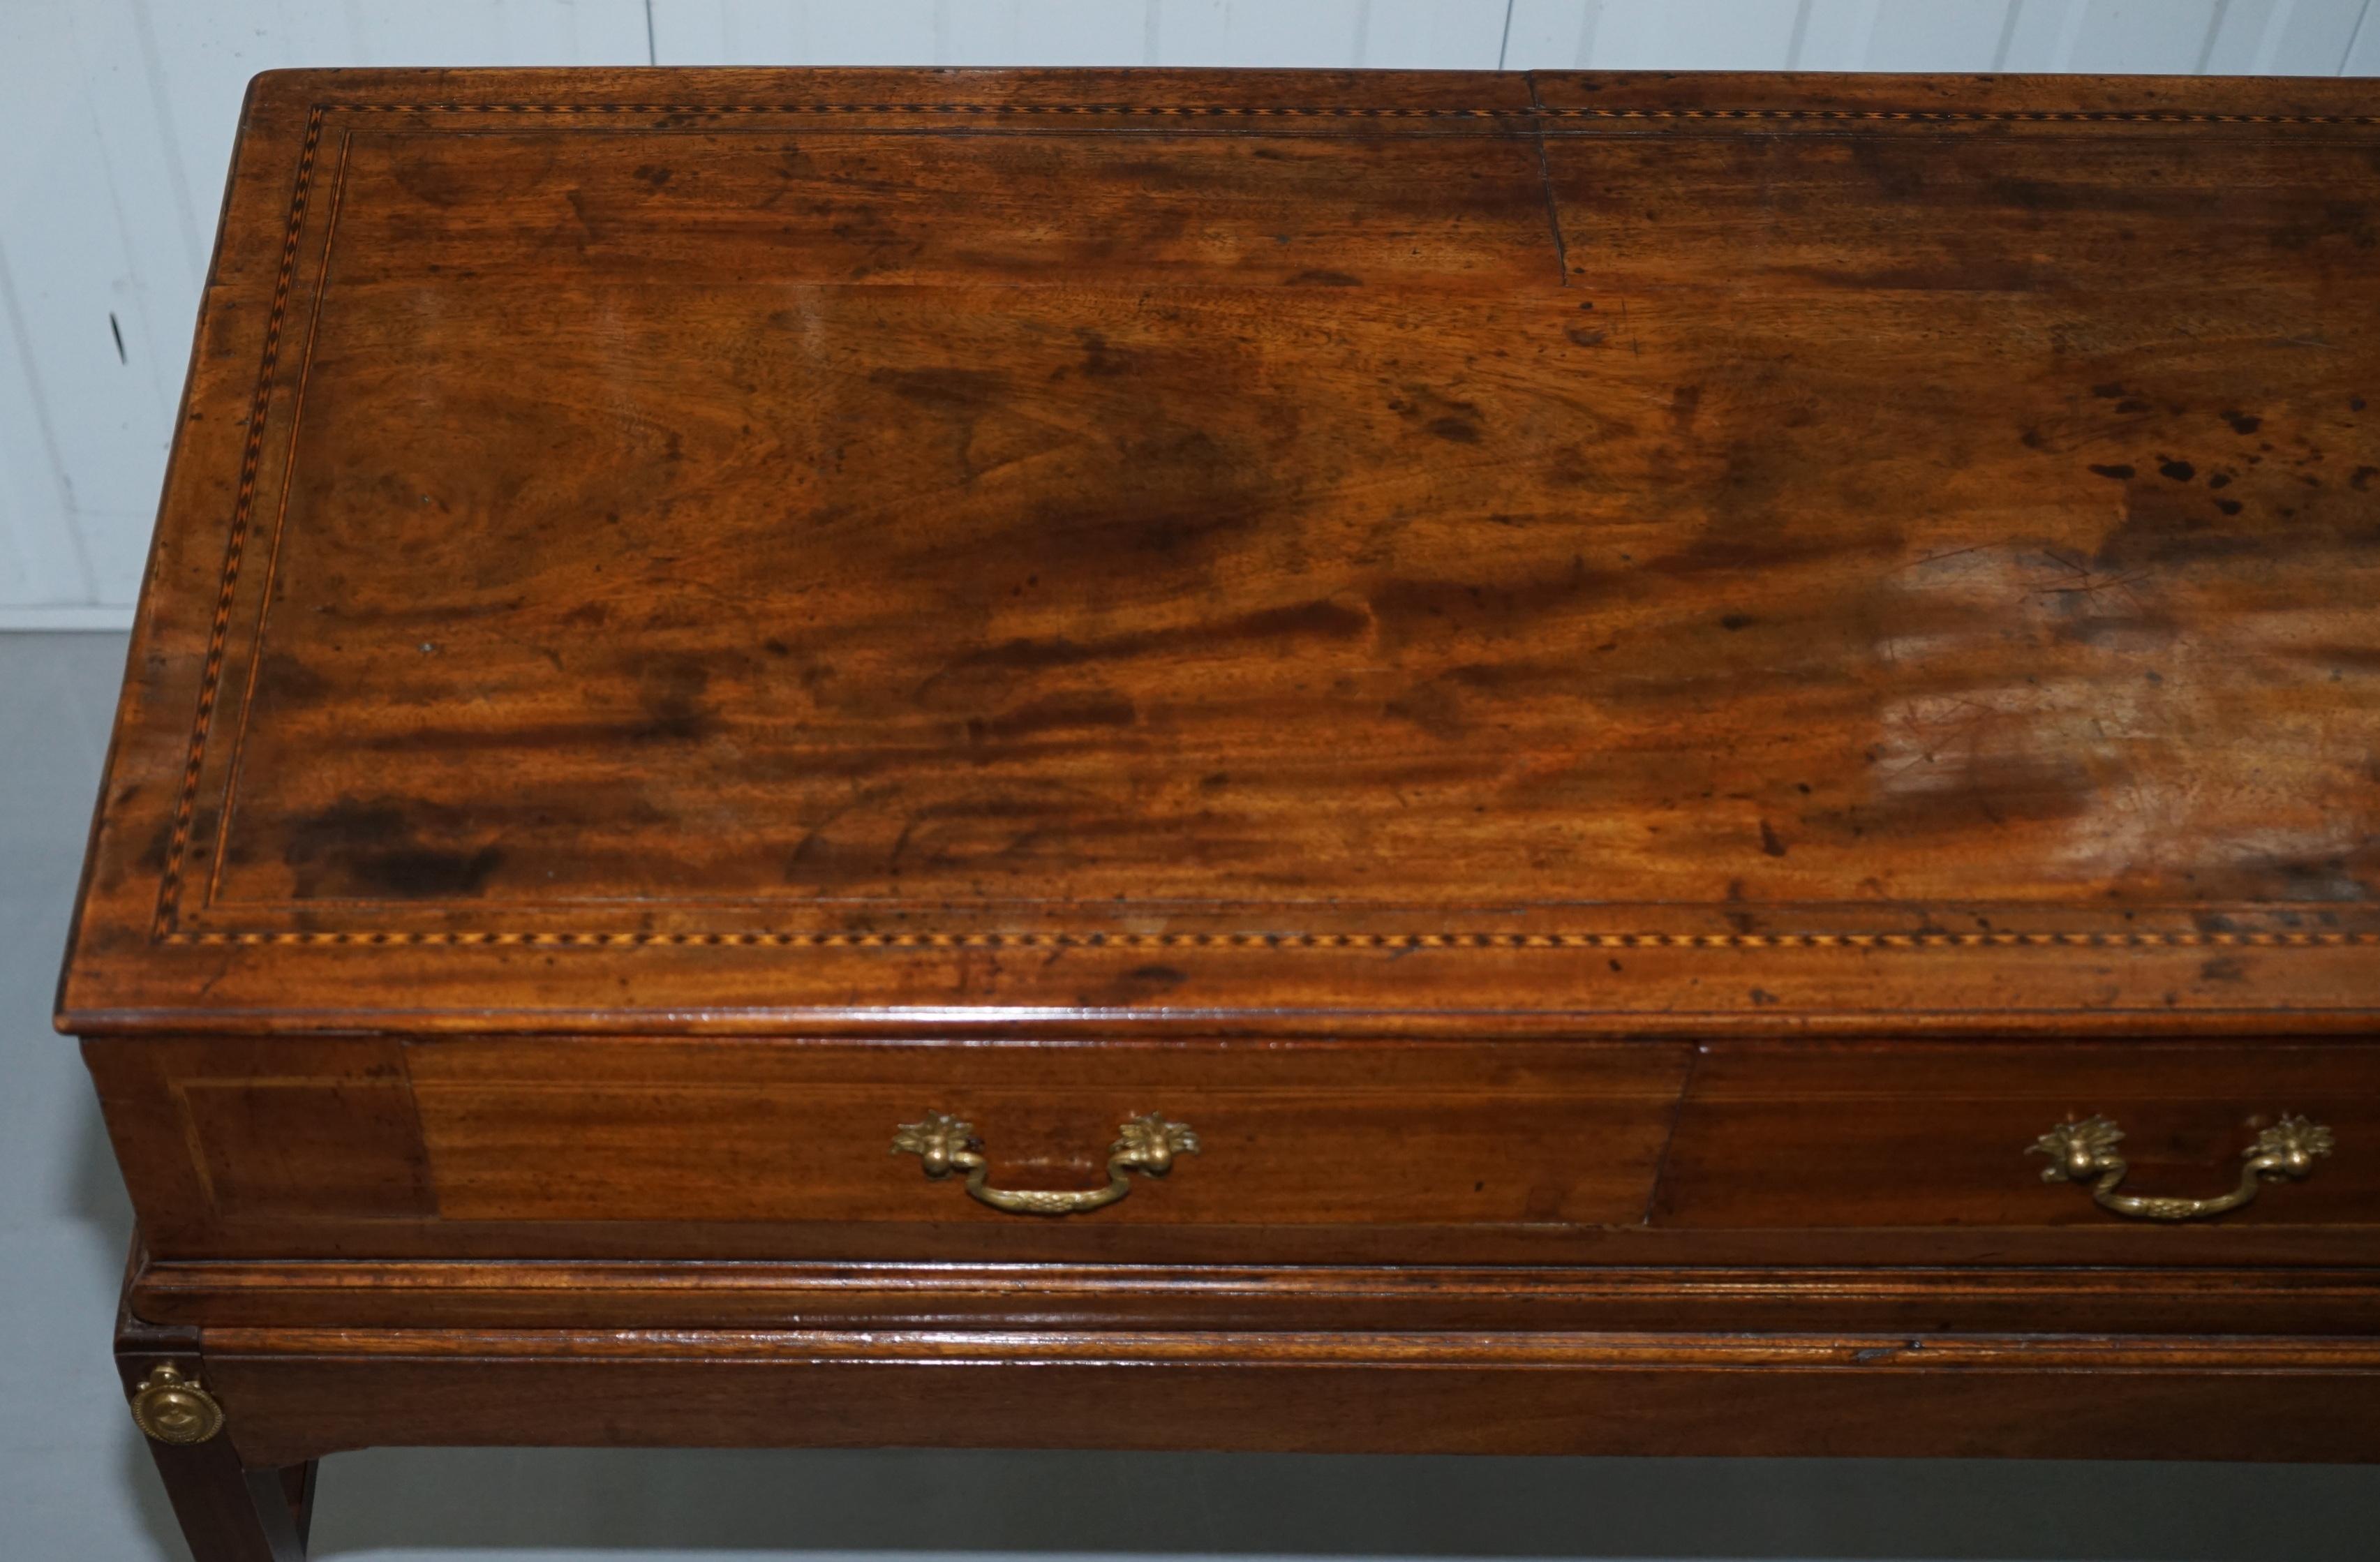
[1522,72,1570,288]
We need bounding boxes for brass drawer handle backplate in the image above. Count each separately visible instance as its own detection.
[893,1110,1199,1217]
[2030,1114,2333,1221]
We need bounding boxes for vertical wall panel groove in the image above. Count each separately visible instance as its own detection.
[0,1,650,626]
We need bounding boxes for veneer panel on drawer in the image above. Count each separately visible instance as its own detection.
[1653,1043,2380,1256]
[403,1038,1690,1261]
[83,1038,436,1254]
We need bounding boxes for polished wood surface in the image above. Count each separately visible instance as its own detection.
[124,1254,2380,1337]
[410,1037,1685,1233]
[87,1032,2380,1268]
[54,70,2380,1552]
[56,66,2380,1036]
[117,1250,314,1562]
[202,1325,2380,1467]
[1658,1042,2380,1229]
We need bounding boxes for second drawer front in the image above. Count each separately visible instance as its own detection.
[1654,1042,2380,1231]
[409,1038,1688,1234]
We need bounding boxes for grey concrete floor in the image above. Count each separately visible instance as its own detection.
[3,630,2375,1561]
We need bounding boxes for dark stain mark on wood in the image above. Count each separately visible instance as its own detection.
[967,694,1138,745]
[281,798,505,898]
[634,661,715,743]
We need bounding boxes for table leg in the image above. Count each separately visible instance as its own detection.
[137,1435,313,1562]
[118,1237,314,1561]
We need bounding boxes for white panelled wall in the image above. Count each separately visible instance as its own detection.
[0,0,653,627]
[3,0,2375,627]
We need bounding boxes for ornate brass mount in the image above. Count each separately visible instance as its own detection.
[2030,1114,2333,1221]
[893,1110,1198,1216]
[129,1363,225,1445]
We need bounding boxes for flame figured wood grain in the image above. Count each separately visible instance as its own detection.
[54,68,2380,1037]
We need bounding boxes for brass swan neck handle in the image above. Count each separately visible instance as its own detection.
[2030,1115,2333,1221]
[893,1111,1198,1217]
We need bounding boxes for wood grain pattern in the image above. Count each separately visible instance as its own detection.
[56,68,2380,1037]
[116,1247,316,1562]
[53,70,2380,1509]
[180,1078,433,1221]
[410,1037,1686,1234]
[1657,1042,2380,1229]
[128,1256,2380,1337]
[83,1037,433,1256]
[92,1032,2380,1270]
[198,1324,2380,1466]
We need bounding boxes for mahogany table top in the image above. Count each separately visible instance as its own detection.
[57,66,2380,1038]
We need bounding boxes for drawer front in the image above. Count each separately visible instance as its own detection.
[93,1035,2380,1270]
[89,1036,1688,1263]
[408,1039,1687,1239]
[1655,1043,2380,1244]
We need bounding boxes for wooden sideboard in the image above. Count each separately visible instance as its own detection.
[58,66,2380,1560]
